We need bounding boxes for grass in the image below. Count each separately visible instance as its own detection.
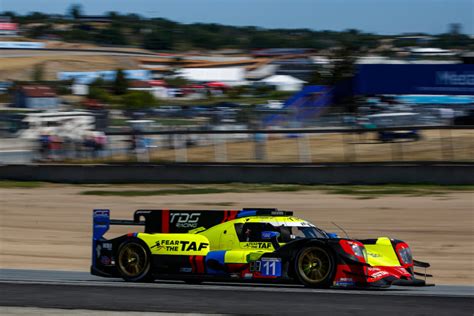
[1,180,472,196]
[1,179,472,197]
[81,187,230,196]
[0,180,43,188]
[79,183,474,197]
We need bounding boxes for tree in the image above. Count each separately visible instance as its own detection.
[88,86,111,102]
[449,23,462,36]
[307,67,329,85]
[32,63,44,81]
[121,91,157,109]
[2,11,16,19]
[106,11,119,20]
[313,41,359,87]
[113,69,128,95]
[68,4,83,19]
[95,24,128,45]
[143,29,173,50]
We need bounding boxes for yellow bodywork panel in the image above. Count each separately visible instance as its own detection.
[224,250,250,263]
[137,233,210,256]
[364,237,401,267]
[137,216,316,263]
[224,250,266,263]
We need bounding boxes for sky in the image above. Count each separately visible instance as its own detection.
[0,0,472,35]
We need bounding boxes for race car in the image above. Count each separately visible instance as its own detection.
[91,208,433,288]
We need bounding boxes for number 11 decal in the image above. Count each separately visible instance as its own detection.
[260,258,282,277]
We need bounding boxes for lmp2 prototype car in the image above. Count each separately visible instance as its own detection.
[91,208,433,288]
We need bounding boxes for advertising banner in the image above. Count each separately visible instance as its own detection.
[356,64,474,95]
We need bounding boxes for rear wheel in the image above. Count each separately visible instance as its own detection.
[117,238,153,282]
[294,246,335,288]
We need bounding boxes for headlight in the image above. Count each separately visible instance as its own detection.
[340,240,367,263]
[398,247,412,264]
[396,243,413,265]
[351,243,364,258]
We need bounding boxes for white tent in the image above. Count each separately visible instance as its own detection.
[176,67,247,86]
[260,75,306,91]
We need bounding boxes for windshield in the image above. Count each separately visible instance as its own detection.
[276,225,328,241]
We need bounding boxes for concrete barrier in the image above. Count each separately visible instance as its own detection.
[0,163,473,184]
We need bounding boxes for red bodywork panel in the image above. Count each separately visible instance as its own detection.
[333,264,412,287]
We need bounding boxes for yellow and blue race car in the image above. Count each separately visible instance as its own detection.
[91,208,433,288]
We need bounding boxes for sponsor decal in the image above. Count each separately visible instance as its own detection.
[151,240,209,252]
[436,71,474,86]
[95,245,101,258]
[334,278,355,287]
[368,252,382,258]
[95,242,113,259]
[249,261,262,272]
[370,270,390,279]
[100,256,111,265]
[242,242,272,249]
[102,243,112,250]
[151,241,165,251]
[170,212,201,228]
[259,258,282,277]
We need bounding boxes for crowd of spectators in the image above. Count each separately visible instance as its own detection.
[37,132,107,161]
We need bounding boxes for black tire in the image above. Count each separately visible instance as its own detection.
[116,238,153,282]
[294,246,335,288]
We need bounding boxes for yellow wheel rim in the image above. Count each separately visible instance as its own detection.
[297,247,331,284]
[118,242,148,278]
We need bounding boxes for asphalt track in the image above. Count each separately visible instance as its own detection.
[1,269,473,315]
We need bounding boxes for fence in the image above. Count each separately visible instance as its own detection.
[99,125,473,164]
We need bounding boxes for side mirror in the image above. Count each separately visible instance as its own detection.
[261,231,280,250]
[327,232,339,239]
[261,231,280,240]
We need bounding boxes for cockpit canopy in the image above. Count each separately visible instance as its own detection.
[235,220,328,243]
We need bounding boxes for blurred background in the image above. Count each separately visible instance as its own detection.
[0,1,472,165]
[0,2,473,315]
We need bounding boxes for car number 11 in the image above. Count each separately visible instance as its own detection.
[260,258,282,277]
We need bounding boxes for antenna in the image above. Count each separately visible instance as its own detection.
[331,221,349,239]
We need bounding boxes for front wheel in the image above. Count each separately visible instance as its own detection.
[294,246,335,288]
[116,238,153,282]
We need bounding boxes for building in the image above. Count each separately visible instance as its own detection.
[176,67,247,86]
[14,85,58,109]
[138,56,261,79]
[58,69,152,84]
[410,48,456,57]
[0,16,18,37]
[271,56,318,81]
[260,75,306,91]
[137,51,319,82]
[128,80,168,99]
